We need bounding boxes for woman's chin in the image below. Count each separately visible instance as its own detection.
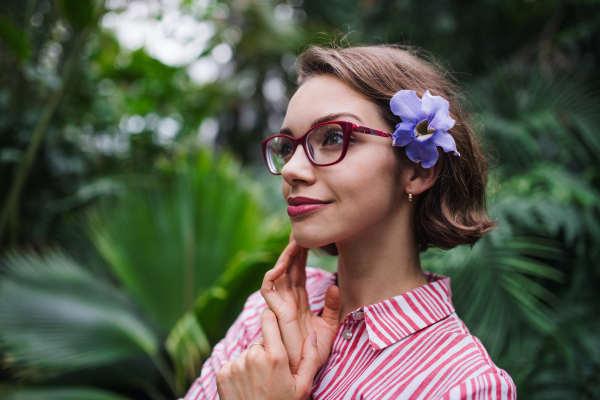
[291,231,334,249]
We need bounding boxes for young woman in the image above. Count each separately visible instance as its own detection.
[183,44,517,399]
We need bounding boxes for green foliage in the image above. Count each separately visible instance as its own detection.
[87,148,292,394]
[0,385,132,400]
[0,16,30,60]
[165,312,211,395]
[470,62,600,174]
[0,149,290,398]
[89,150,265,331]
[166,216,290,393]
[0,250,160,377]
[56,0,97,30]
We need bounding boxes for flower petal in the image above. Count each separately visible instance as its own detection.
[390,90,426,123]
[404,140,423,164]
[406,140,440,168]
[422,90,455,131]
[392,122,416,147]
[432,130,460,155]
[405,140,440,168]
[420,142,441,169]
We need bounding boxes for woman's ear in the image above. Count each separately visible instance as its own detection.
[407,154,442,196]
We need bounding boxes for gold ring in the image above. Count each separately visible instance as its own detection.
[250,343,265,348]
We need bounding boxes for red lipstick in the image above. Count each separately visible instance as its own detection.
[287,197,331,218]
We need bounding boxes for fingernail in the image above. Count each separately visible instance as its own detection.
[310,331,317,346]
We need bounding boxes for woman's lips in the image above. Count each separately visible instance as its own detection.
[287,203,331,217]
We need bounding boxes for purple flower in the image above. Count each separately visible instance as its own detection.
[390,90,460,168]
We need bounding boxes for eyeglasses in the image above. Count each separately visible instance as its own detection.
[261,120,393,175]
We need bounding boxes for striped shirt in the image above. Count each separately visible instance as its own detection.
[183,267,516,399]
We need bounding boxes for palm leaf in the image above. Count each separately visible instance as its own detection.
[423,232,565,359]
[88,149,266,331]
[491,165,600,255]
[0,250,161,380]
[165,312,211,396]
[471,61,600,174]
[166,215,291,395]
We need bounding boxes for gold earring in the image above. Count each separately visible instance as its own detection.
[408,188,412,201]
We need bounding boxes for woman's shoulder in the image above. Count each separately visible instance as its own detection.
[410,313,516,396]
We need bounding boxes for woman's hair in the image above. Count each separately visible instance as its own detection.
[296,44,496,254]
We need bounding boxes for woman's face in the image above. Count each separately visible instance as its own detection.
[280,75,410,248]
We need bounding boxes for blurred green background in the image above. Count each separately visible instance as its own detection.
[1,0,599,399]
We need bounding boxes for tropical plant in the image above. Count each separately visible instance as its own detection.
[0,250,166,400]
[0,149,291,399]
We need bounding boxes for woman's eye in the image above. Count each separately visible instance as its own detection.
[323,131,344,146]
[277,144,293,156]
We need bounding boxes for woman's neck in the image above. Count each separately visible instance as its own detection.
[333,207,428,325]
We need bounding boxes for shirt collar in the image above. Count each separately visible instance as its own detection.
[310,270,455,351]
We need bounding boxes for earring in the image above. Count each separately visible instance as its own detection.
[408,188,412,201]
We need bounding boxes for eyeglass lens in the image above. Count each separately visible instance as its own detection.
[266,123,347,173]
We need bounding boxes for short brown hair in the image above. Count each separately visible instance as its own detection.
[297,44,496,253]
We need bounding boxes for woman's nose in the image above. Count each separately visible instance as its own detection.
[281,144,315,184]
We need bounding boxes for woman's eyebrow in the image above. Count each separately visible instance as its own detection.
[279,112,364,137]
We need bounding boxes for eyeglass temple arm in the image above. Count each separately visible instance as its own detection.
[354,125,393,138]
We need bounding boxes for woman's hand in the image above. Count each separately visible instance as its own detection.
[260,235,342,375]
[216,308,321,400]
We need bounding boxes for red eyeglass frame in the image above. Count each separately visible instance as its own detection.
[261,120,393,175]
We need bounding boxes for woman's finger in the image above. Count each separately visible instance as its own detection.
[289,247,308,289]
[238,348,250,363]
[296,331,321,393]
[275,239,301,269]
[274,261,292,295]
[260,262,287,312]
[320,285,342,328]
[272,240,302,295]
[248,337,266,355]
[260,308,287,355]
[216,360,233,398]
[262,303,304,375]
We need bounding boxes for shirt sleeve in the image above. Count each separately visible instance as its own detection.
[439,371,517,400]
[181,290,266,400]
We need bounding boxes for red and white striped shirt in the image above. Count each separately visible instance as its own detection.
[183,267,516,399]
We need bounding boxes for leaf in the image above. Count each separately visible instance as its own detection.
[496,255,565,282]
[0,16,31,60]
[165,312,211,396]
[0,385,132,400]
[56,0,96,29]
[0,250,160,378]
[193,217,290,343]
[89,149,267,331]
[422,232,566,359]
[472,61,600,173]
[166,215,290,393]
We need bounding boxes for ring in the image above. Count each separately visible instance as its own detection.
[250,343,265,349]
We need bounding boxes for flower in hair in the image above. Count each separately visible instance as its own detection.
[390,90,460,168]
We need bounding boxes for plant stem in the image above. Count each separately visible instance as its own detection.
[0,26,88,244]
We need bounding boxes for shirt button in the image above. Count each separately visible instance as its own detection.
[342,329,353,340]
[353,310,364,320]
